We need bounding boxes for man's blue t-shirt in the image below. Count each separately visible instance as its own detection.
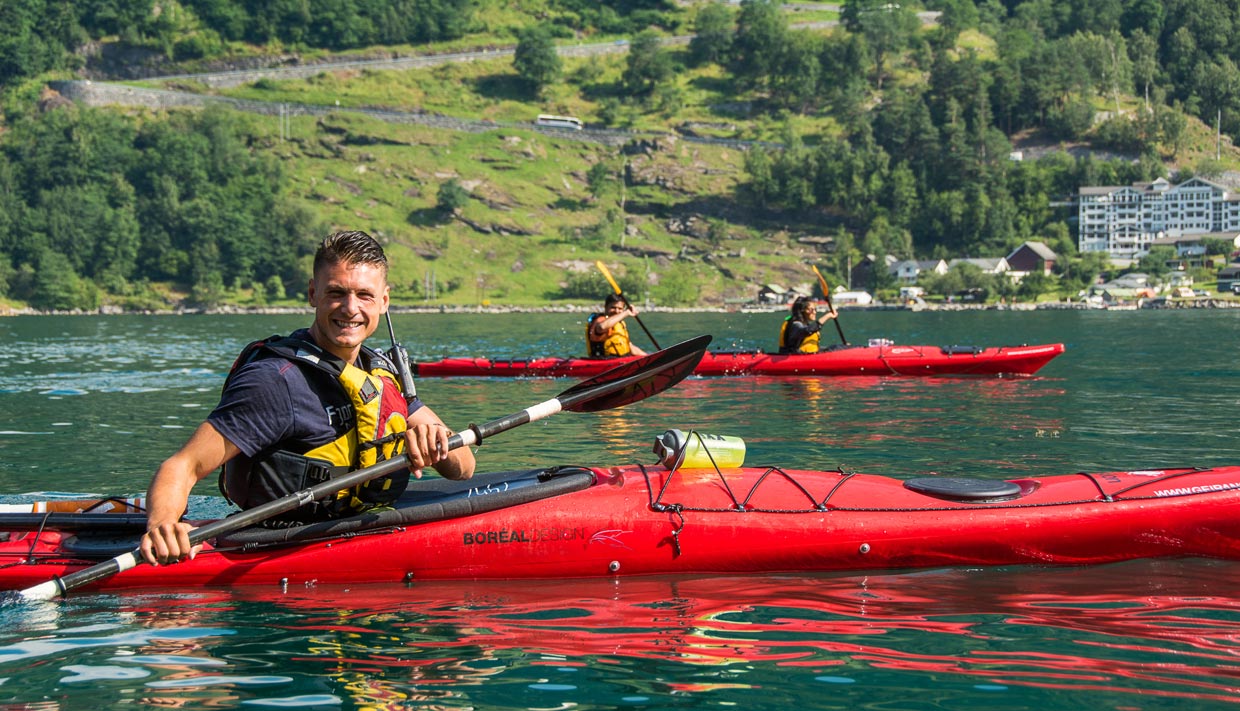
[209,329,425,463]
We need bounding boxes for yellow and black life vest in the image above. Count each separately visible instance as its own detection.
[219,335,411,524]
[778,317,819,354]
[586,313,633,357]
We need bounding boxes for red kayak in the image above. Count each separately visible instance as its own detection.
[414,343,1065,378]
[1,460,1237,592]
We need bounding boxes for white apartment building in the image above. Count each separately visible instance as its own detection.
[1078,177,1240,259]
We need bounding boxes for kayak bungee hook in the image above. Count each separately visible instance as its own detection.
[666,505,685,557]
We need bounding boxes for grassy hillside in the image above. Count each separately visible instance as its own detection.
[252,107,830,307]
[177,37,864,308]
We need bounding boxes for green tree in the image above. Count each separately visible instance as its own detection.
[819,32,871,116]
[770,31,821,112]
[93,177,141,289]
[513,24,562,96]
[824,228,858,286]
[0,158,27,263]
[1121,0,1164,36]
[30,249,95,311]
[250,275,268,306]
[597,97,624,127]
[1016,271,1055,301]
[744,147,776,208]
[885,161,918,228]
[729,0,786,89]
[1162,26,1198,96]
[1158,102,1188,158]
[1058,251,1112,295]
[622,30,673,98]
[436,178,470,214]
[1047,99,1095,140]
[1192,58,1240,137]
[586,160,618,203]
[653,83,684,116]
[1138,245,1175,280]
[688,3,733,67]
[936,0,980,39]
[0,0,83,86]
[919,269,961,300]
[0,255,13,299]
[265,274,287,302]
[949,262,992,298]
[841,0,920,89]
[1127,29,1158,107]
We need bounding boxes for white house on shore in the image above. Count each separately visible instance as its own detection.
[892,259,948,283]
[831,288,874,306]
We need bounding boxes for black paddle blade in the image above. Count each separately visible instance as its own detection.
[557,334,711,413]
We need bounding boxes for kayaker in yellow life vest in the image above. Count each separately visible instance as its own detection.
[778,296,838,354]
[139,230,476,567]
[587,293,649,358]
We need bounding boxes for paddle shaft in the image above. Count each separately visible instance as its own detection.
[595,260,661,350]
[16,335,709,601]
[812,265,848,345]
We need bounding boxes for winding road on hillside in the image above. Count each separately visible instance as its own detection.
[144,7,939,91]
[64,7,938,150]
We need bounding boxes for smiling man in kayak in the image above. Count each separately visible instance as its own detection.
[587,293,649,358]
[778,296,838,354]
[140,230,475,566]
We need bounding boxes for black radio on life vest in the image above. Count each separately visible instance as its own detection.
[385,312,417,403]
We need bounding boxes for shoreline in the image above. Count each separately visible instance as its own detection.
[4,298,1239,317]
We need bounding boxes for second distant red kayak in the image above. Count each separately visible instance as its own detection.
[414,343,1066,378]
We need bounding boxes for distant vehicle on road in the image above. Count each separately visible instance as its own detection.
[534,114,583,130]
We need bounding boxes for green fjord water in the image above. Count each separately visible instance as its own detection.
[0,309,1238,709]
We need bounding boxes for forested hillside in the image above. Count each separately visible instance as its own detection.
[1,0,1238,311]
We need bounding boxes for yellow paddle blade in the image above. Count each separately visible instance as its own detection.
[595,260,623,295]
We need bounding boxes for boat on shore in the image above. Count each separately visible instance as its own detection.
[2,458,1237,593]
[414,342,1066,378]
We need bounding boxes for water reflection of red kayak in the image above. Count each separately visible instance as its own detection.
[2,461,1239,592]
[237,560,1240,703]
[414,343,1065,378]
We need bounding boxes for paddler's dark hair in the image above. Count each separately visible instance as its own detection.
[791,296,812,315]
[605,293,625,308]
[314,230,388,279]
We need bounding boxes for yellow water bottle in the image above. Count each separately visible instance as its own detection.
[653,429,746,470]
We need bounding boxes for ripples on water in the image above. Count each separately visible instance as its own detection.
[1,310,1240,709]
[1,561,1239,709]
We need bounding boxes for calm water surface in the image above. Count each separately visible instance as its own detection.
[1,309,1239,709]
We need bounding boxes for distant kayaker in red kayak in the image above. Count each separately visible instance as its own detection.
[140,230,475,567]
[778,296,838,354]
[587,293,649,358]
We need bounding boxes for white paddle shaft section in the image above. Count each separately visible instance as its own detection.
[20,550,141,602]
[526,399,564,422]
